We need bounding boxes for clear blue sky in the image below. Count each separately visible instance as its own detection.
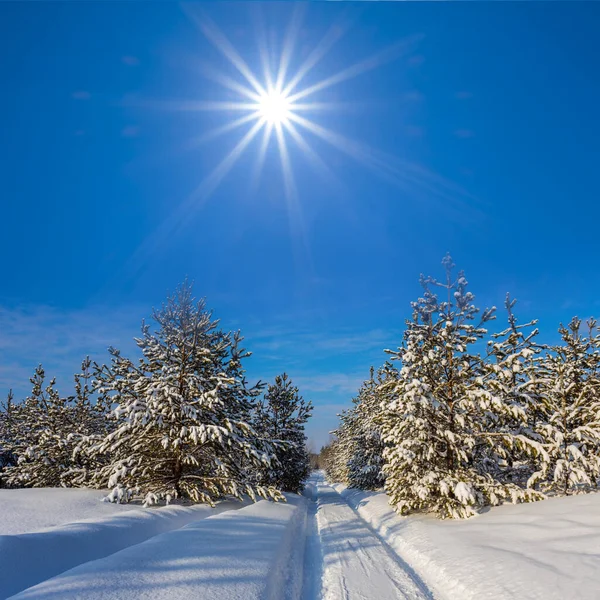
[1,2,600,447]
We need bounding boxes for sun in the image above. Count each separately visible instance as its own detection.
[258,89,292,125]
[129,6,431,270]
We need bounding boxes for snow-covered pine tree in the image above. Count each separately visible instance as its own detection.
[529,317,600,494]
[326,407,358,484]
[0,390,17,482]
[0,360,110,488]
[68,357,114,486]
[479,294,549,487]
[380,254,539,519]
[253,373,313,493]
[347,364,398,490]
[89,282,282,506]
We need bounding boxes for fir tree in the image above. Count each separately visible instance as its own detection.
[529,318,600,494]
[380,254,540,519]
[89,282,282,506]
[254,373,313,493]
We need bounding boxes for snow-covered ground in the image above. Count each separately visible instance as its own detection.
[2,475,599,599]
[0,488,139,535]
[337,482,600,600]
[8,496,308,600]
[306,476,430,600]
[0,491,248,599]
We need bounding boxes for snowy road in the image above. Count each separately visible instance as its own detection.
[4,475,434,600]
[304,473,432,600]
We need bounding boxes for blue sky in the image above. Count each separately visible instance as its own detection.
[1,2,600,447]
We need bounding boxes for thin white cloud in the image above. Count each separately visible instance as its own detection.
[293,373,366,395]
[0,304,143,397]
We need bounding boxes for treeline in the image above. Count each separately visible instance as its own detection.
[322,254,600,519]
[0,282,313,505]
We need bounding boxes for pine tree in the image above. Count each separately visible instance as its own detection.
[380,255,539,519]
[529,318,600,494]
[477,294,549,487]
[89,282,283,506]
[253,373,313,493]
[0,390,17,483]
[326,407,358,484]
[347,364,397,490]
[0,361,110,488]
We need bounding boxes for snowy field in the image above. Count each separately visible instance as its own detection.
[1,474,599,599]
[0,488,140,535]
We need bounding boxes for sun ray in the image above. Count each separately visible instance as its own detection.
[287,112,477,211]
[275,3,305,93]
[184,7,266,96]
[249,120,274,192]
[283,120,340,190]
[195,62,263,103]
[126,99,259,112]
[187,111,263,147]
[185,118,266,209]
[251,9,274,92]
[286,35,422,104]
[131,117,266,268]
[281,20,349,98]
[274,121,314,277]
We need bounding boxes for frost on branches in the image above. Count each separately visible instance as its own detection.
[380,255,540,519]
[530,318,600,494]
[480,294,548,488]
[347,365,396,490]
[0,359,111,488]
[89,282,283,506]
[324,365,393,490]
[253,373,313,493]
[326,407,358,485]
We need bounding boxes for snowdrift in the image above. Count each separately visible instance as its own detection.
[0,488,140,535]
[336,484,600,600]
[8,495,308,600]
[0,498,246,599]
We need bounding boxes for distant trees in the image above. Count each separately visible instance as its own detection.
[253,373,313,493]
[0,282,313,504]
[324,254,600,519]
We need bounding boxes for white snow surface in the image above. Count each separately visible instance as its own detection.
[336,483,600,600]
[3,478,599,600]
[306,474,431,600]
[0,493,247,599]
[8,495,308,600]
[0,488,139,535]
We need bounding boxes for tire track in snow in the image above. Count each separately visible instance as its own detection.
[307,472,433,600]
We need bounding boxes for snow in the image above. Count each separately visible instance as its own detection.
[337,483,600,600]
[0,488,139,535]
[8,495,308,600]
[3,476,599,600]
[308,474,430,600]
[1,493,247,599]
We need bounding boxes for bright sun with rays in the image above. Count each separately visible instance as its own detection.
[135,6,438,265]
[160,5,421,209]
[257,89,293,125]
